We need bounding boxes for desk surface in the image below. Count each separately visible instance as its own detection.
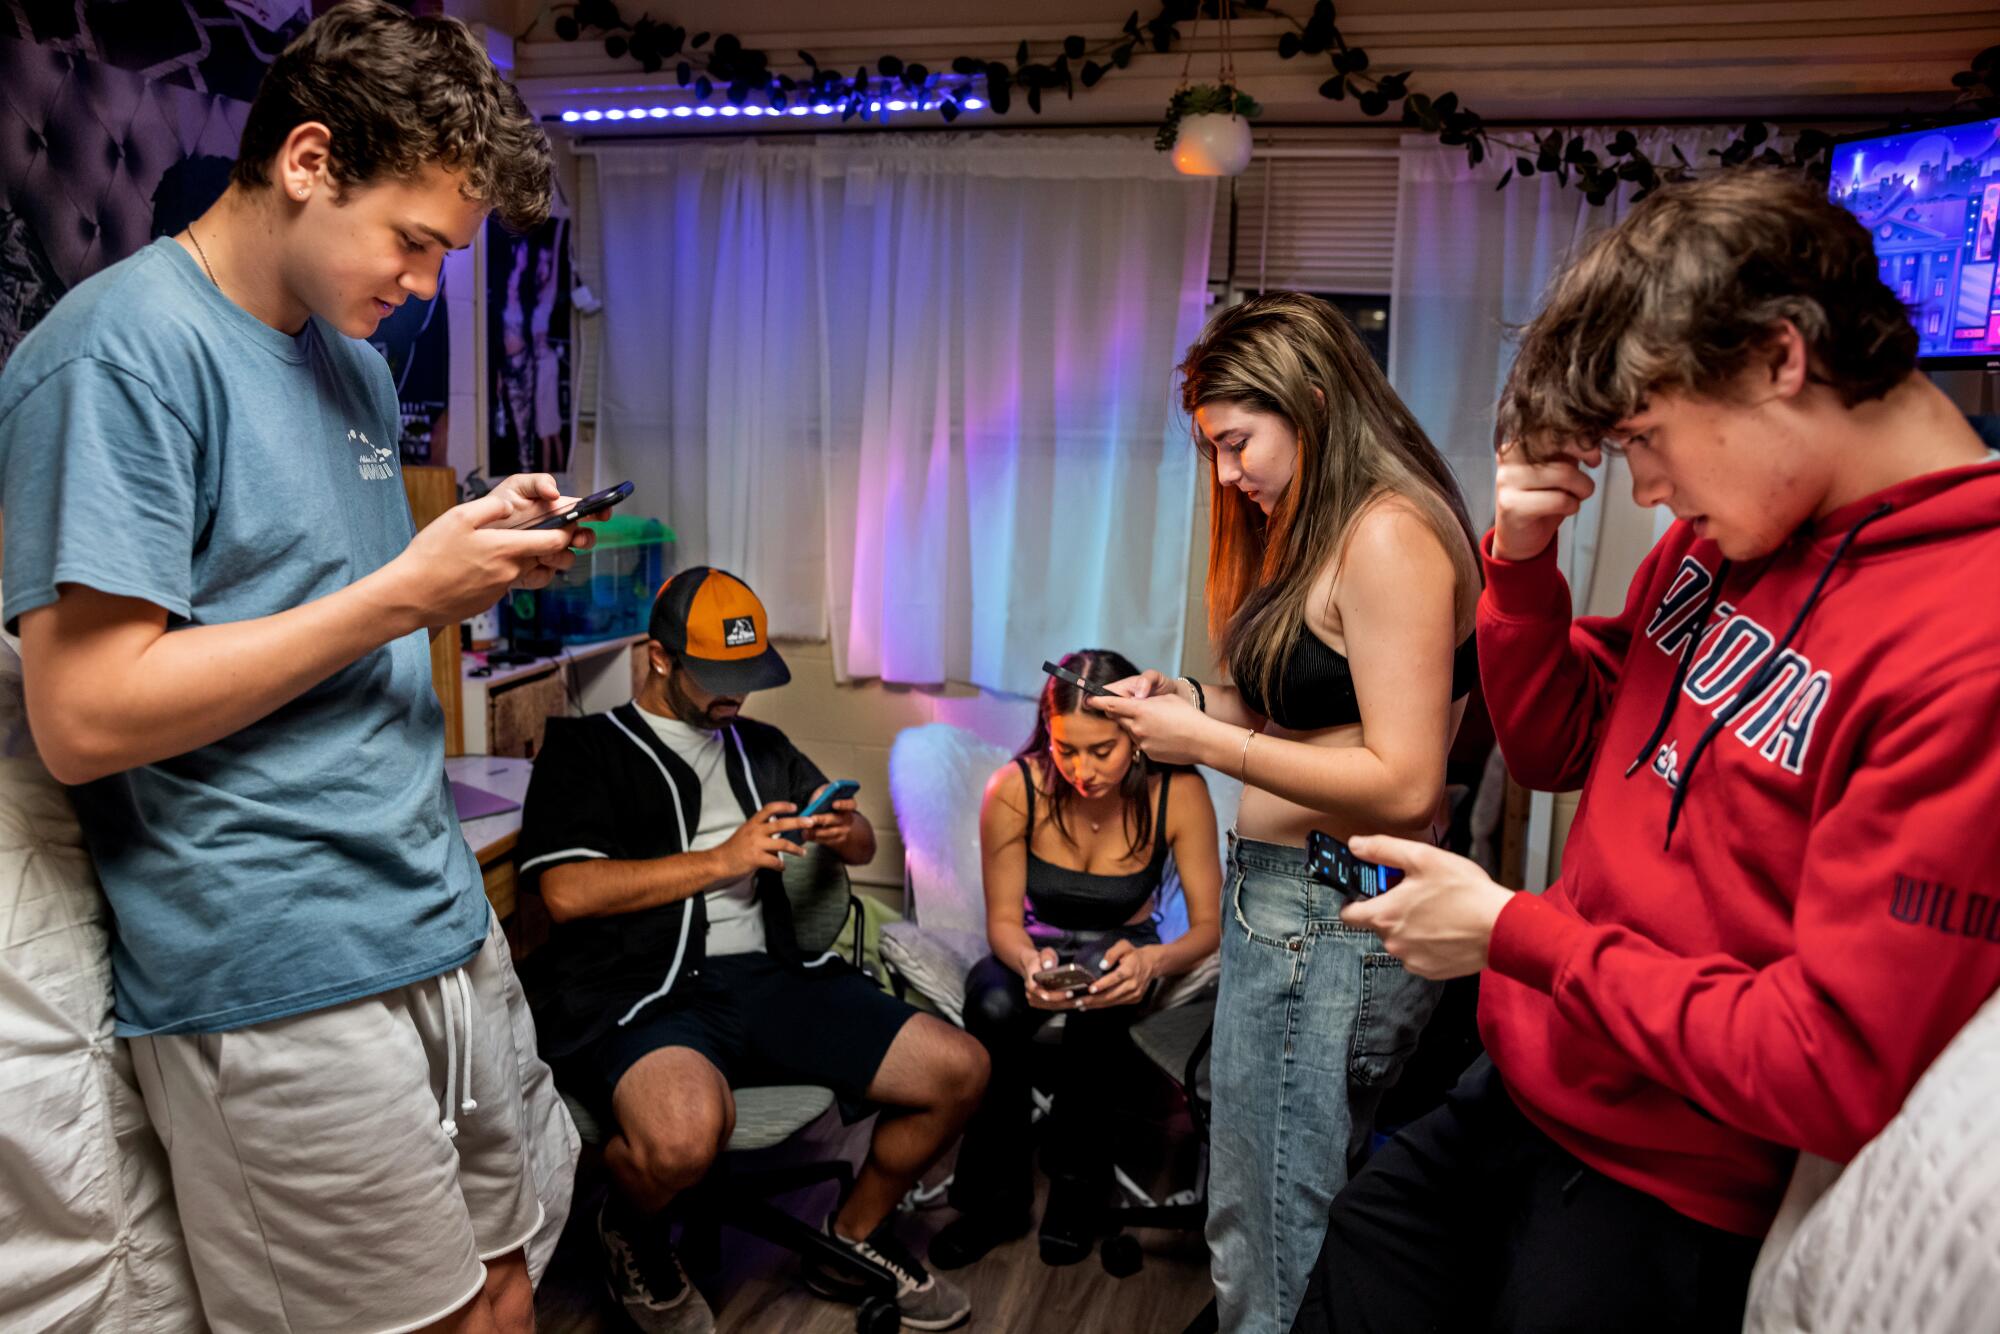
[449,754,533,862]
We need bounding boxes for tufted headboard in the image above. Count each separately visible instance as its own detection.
[0,36,247,366]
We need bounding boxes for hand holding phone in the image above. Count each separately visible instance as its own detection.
[1032,962,1099,994]
[500,479,635,531]
[387,483,583,626]
[783,778,860,844]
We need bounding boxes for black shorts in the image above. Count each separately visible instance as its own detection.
[569,953,916,1126]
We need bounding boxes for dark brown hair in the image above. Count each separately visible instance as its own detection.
[232,0,552,231]
[1179,292,1479,706]
[1499,170,1919,459]
[1015,649,1154,860]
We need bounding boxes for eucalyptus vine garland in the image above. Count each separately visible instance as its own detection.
[537,0,1999,206]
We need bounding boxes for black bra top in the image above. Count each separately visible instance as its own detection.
[1017,757,1172,932]
[1235,631,1479,732]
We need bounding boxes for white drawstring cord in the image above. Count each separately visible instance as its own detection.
[457,966,478,1117]
[439,969,460,1138]
[436,967,478,1138]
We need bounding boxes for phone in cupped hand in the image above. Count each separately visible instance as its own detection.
[499,480,635,530]
[782,778,860,844]
[1306,829,1404,898]
[1032,962,1100,994]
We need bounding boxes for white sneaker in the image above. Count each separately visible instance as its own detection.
[802,1215,972,1330]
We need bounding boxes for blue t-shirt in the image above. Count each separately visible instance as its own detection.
[0,237,486,1036]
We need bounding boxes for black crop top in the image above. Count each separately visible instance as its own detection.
[1234,631,1479,732]
[1017,758,1173,932]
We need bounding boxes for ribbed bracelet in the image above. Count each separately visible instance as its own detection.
[1182,676,1207,713]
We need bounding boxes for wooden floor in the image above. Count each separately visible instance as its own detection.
[537,1109,1216,1334]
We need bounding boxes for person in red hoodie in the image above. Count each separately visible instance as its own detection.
[1288,169,2000,1333]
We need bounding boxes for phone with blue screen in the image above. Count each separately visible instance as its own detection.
[1306,830,1404,898]
[784,779,860,843]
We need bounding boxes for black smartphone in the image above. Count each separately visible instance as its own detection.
[783,778,859,844]
[1042,660,1109,697]
[502,479,634,530]
[1306,829,1405,898]
[1032,963,1098,994]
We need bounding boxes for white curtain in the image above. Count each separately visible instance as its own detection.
[1389,126,1743,614]
[592,142,828,632]
[590,135,1216,696]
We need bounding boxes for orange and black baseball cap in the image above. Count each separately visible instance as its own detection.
[649,566,791,695]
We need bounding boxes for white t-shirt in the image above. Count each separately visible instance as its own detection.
[635,707,767,956]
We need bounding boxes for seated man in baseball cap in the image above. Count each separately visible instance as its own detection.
[518,567,987,1333]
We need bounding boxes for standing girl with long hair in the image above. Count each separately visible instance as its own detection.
[1092,293,1481,1333]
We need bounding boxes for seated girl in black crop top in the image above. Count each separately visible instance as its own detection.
[928,648,1223,1272]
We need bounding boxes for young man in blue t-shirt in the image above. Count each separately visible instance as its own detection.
[0,5,574,1331]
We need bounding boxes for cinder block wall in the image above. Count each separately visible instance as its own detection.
[752,504,1218,892]
[748,641,1038,890]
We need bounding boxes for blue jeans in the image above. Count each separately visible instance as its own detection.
[1207,836,1444,1334]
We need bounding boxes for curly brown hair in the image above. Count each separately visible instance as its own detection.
[1498,170,1918,460]
[231,0,552,232]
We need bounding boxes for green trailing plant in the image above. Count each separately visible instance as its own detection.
[531,0,1996,207]
[1156,83,1262,152]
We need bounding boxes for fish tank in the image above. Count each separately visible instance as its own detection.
[503,513,674,646]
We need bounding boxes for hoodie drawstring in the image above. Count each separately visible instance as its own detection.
[437,966,479,1138]
[1645,503,1894,849]
[1625,562,1734,781]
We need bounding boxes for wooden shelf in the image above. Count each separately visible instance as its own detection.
[402,465,465,756]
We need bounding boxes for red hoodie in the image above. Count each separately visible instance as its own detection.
[1476,460,2000,1237]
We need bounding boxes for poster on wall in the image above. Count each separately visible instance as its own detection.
[371,274,451,463]
[0,209,64,367]
[487,212,573,479]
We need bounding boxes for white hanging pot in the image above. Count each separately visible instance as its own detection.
[1173,112,1254,177]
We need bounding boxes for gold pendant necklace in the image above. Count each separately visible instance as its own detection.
[187,225,221,291]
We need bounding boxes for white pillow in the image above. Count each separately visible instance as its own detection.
[889,723,1009,936]
[1745,989,2000,1334]
[0,621,202,1333]
[879,922,991,1025]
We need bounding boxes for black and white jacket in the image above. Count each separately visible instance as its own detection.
[514,702,827,1058]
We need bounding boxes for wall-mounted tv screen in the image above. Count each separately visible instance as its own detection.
[1829,115,2000,367]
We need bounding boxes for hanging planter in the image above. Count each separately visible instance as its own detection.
[1164,87,1259,176]
[1157,4,1258,179]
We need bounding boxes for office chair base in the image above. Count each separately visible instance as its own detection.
[856,1296,903,1334]
[1098,1199,1207,1279]
[1100,1232,1144,1278]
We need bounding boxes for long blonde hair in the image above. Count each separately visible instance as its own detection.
[1180,292,1480,701]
